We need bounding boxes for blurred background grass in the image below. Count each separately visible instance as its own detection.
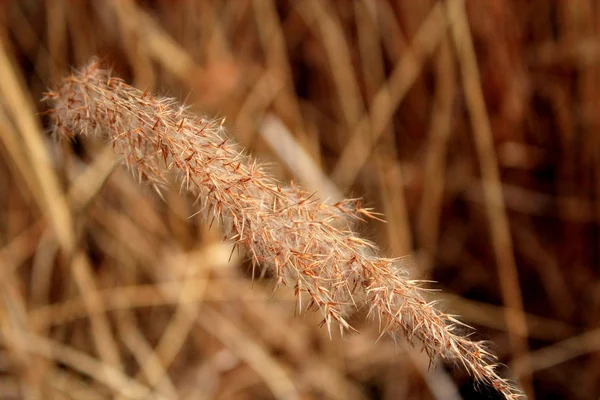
[0,0,597,399]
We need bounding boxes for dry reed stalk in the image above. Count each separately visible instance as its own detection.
[43,60,524,400]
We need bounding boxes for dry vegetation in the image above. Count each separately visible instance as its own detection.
[0,1,598,399]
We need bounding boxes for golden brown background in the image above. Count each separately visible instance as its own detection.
[0,1,597,399]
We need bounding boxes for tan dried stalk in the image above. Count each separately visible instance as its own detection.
[44,60,524,399]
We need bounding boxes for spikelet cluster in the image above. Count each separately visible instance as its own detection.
[43,60,524,399]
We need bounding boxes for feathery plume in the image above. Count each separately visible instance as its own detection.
[43,60,524,399]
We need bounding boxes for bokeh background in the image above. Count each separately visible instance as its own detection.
[0,1,598,399]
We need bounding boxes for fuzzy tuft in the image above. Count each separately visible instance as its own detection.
[43,60,525,400]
